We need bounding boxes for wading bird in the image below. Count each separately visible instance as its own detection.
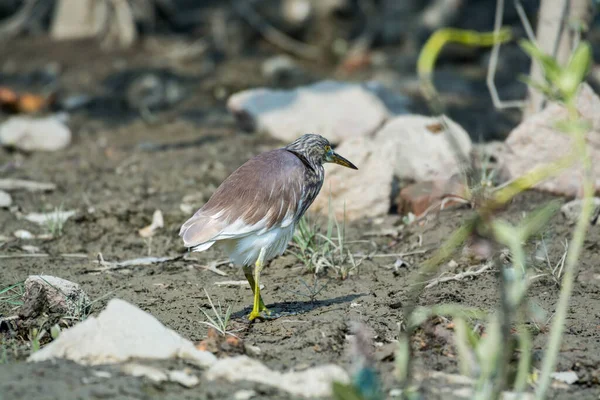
[180,134,357,321]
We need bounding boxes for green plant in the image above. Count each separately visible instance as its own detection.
[199,289,234,337]
[0,281,25,308]
[44,204,67,237]
[397,27,594,400]
[291,200,361,279]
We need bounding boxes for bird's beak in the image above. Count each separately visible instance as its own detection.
[330,152,358,170]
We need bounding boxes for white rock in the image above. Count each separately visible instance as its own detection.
[551,370,578,385]
[499,84,600,196]
[121,363,168,383]
[14,229,34,239]
[376,115,472,182]
[0,179,56,192]
[561,198,600,223]
[0,116,72,152]
[120,364,200,387]
[167,369,200,388]
[311,135,394,221]
[23,210,76,226]
[28,298,217,367]
[206,355,349,398]
[21,275,90,319]
[234,390,257,400]
[0,190,12,207]
[311,114,471,220]
[227,80,389,143]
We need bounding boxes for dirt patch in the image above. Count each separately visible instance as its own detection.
[1,38,600,399]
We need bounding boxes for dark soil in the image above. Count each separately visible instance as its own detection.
[0,37,599,400]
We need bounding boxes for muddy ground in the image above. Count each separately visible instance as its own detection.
[1,37,599,400]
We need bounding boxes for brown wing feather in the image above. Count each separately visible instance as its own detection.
[180,149,306,248]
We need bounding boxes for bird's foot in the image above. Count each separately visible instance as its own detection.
[248,307,275,322]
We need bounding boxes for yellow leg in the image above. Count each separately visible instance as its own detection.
[243,265,267,311]
[247,247,270,321]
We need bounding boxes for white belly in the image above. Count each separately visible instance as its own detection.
[221,223,296,266]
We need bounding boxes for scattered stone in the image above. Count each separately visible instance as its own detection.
[120,363,200,387]
[28,298,217,367]
[311,114,470,220]
[23,210,77,226]
[0,179,56,192]
[205,355,349,398]
[168,369,200,388]
[376,115,472,182]
[21,245,41,253]
[311,135,395,221]
[227,80,389,143]
[551,371,579,385]
[13,229,34,239]
[0,115,71,152]
[0,190,11,207]
[499,84,600,197]
[138,209,164,238]
[19,275,91,325]
[561,198,600,224]
[234,389,257,400]
[121,363,167,383]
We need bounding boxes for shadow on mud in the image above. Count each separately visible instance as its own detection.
[232,293,366,320]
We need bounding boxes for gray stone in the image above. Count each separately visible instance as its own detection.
[0,116,71,152]
[28,298,217,367]
[227,80,389,143]
[499,84,600,196]
[311,114,471,220]
[20,275,90,322]
[0,190,12,208]
[206,355,349,398]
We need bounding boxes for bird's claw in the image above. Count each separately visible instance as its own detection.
[248,307,275,322]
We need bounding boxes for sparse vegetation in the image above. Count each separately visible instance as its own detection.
[0,281,25,308]
[199,289,235,337]
[291,201,362,279]
[44,204,67,237]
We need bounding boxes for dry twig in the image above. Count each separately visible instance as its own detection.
[424,262,495,289]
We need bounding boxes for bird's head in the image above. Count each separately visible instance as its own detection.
[285,134,358,170]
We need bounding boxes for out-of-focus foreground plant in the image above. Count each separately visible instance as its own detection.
[394,24,594,400]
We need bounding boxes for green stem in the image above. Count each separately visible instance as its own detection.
[535,101,594,399]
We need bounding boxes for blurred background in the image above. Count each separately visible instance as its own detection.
[2,0,597,143]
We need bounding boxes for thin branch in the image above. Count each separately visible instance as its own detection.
[424,262,495,289]
[0,253,48,259]
[234,0,321,60]
[84,252,185,273]
[514,0,537,43]
[487,0,527,109]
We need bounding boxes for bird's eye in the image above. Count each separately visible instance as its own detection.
[324,145,332,153]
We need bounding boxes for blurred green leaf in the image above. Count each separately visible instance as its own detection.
[559,42,592,99]
[518,74,557,100]
[519,40,562,83]
[555,119,592,134]
[519,200,561,240]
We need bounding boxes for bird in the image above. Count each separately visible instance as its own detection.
[179,134,358,321]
